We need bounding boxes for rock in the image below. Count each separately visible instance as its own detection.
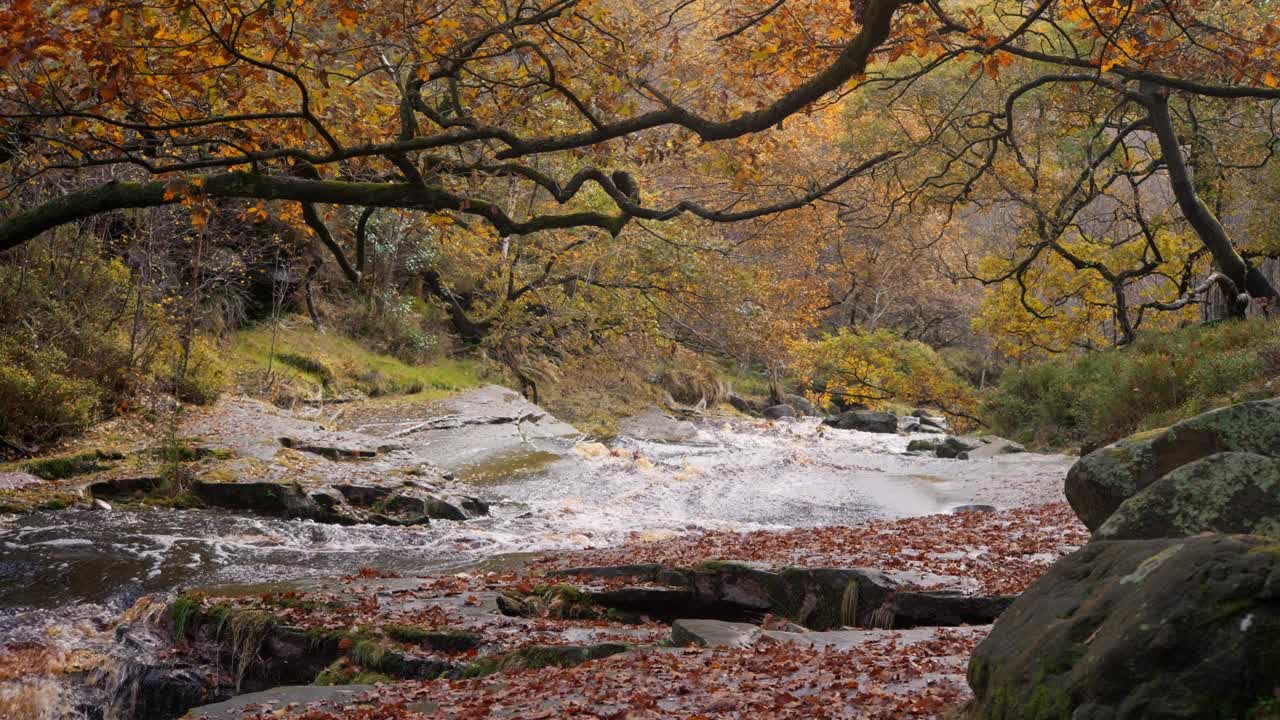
[589,585,695,611]
[891,590,1012,627]
[617,406,700,443]
[87,476,162,498]
[671,619,761,648]
[1096,452,1280,539]
[1065,398,1280,530]
[936,437,978,459]
[823,410,898,434]
[906,439,942,453]
[550,564,667,581]
[190,481,323,520]
[952,504,996,514]
[456,495,489,517]
[967,535,1280,720]
[92,498,113,511]
[277,436,381,460]
[421,496,467,521]
[784,394,820,417]
[727,393,762,415]
[307,487,345,510]
[111,663,231,720]
[960,436,1026,459]
[187,685,376,720]
[912,410,947,432]
[762,404,796,420]
[332,483,392,505]
[899,416,922,432]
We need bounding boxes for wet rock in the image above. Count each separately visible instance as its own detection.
[87,476,162,499]
[332,483,392,505]
[190,480,324,520]
[463,643,630,676]
[1065,399,1280,530]
[727,393,763,415]
[456,495,489,517]
[307,487,346,511]
[912,410,947,432]
[967,535,1280,720]
[959,436,1026,459]
[389,628,482,653]
[671,619,761,648]
[762,404,796,420]
[92,498,113,511]
[784,394,820,417]
[567,562,1008,631]
[1096,451,1280,539]
[588,585,695,611]
[617,407,700,443]
[906,438,942,453]
[187,685,377,720]
[952,504,997,514]
[936,437,979,459]
[420,496,467,521]
[110,663,231,720]
[823,410,898,434]
[899,416,922,433]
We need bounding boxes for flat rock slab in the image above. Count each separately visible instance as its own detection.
[0,471,44,490]
[671,618,762,647]
[351,386,580,473]
[184,684,375,719]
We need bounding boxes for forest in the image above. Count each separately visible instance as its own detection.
[2,0,1280,718]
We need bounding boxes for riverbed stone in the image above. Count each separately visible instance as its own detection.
[823,410,899,434]
[671,618,761,647]
[785,394,820,416]
[763,404,796,420]
[957,436,1025,460]
[967,535,1280,720]
[617,407,700,443]
[1096,451,1280,539]
[1065,398,1280,530]
[186,685,377,720]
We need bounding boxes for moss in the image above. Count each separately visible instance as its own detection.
[22,451,114,480]
[1198,598,1256,627]
[140,492,202,509]
[0,489,82,514]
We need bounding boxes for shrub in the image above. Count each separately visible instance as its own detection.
[982,319,1277,449]
[158,337,230,405]
[0,355,99,447]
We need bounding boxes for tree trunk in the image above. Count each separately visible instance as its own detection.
[1142,83,1279,316]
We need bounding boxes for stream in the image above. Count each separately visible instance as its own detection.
[0,415,1073,719]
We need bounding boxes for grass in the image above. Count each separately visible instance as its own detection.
[982,318,1280,450]
[226,320,480,402]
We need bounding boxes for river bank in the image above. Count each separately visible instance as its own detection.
[0,385,1082,719]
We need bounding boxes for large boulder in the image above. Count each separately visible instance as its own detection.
[1065,399,1280,530]
[784,394,821,417]
[1097,452,1280,540]
[967,535,1280,720]
[823,410,898,434]
[762,404,796,420]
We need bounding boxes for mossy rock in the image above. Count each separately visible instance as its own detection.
[967,535,1280,719]
[1097,452,1280,540]
[1066,398,1280,530]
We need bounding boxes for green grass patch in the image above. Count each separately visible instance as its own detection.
[226,320,480,401]
[982,319,1280,450]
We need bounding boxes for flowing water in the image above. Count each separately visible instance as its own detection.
[0,416,1073,719]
